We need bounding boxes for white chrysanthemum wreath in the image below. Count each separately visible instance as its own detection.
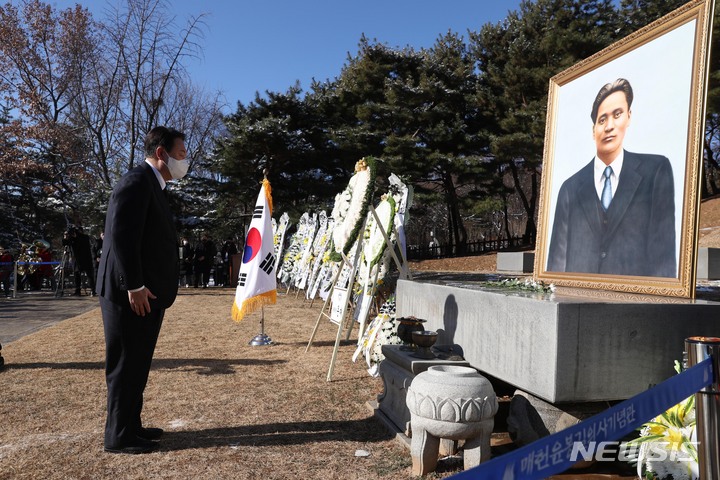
[352,297,400,377]
[329,156,377,262]
[362,195,396,267]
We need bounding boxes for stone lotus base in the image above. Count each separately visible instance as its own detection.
[405,365,498,475]
[377,344,470,437]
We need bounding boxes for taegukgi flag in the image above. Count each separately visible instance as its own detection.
[232,179,277,321]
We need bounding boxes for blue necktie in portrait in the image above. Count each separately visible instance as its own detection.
[601,165,613,211]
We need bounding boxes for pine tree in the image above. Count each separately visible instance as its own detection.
[471,0,620,241]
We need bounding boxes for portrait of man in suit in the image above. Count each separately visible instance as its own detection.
[97,126,189,454]
[546,78,676,278]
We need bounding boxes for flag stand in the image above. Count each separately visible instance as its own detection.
[249,306,273,346]
[237,169,276,346]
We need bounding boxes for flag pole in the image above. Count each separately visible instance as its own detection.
[248,168,274,346]
[249,305,273,345]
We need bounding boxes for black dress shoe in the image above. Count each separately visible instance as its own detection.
[104,437,158,454]
[138,427,164,440]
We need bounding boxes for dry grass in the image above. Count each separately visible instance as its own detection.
[0,289,442,480]
[409,252,497,273]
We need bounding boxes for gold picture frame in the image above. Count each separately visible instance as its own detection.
[534,0,714,298]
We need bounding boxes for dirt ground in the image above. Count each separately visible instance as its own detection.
[697,195,720,247]
[0,290,638,480]
[1,290,420,480]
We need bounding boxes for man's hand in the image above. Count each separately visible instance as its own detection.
[128,287,157,316]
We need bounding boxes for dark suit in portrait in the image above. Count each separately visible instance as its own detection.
[97,126,187,453]
[547,150,676,277]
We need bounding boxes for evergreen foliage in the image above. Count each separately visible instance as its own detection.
[2,0,718,254]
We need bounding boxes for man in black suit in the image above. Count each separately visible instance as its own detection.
[63,226,96,296]
[96,126,188,454]
[547,78,676,277]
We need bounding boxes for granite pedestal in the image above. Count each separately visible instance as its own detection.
[396,278,720,403]
[697,247,720,280]
[496,252,535,273]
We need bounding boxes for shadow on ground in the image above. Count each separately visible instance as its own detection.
[3,357,285,375]
[161,417,394,450]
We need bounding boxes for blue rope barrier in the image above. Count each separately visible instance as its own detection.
[8,261,61,265]
[449,357,714,480]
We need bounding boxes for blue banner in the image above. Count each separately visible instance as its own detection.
[12,261,60,265]
[450,358,713,480]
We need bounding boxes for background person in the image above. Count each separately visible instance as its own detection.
[34,241,53,290]
[219,237,238,287]
[92,230,104,277]
[193,233,215,288]
[179,237,193,287]
[0,246,12,297]
[96,126,188,454]
[63,226,97,296]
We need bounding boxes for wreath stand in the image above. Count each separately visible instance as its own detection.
[306,204,413,382]
[307,236,334,305]
[305,218,366,382]
[273,213,291,277]
[353,206,413,341]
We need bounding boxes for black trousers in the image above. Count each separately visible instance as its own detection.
[100,296,164,447]
[74,267,96,294]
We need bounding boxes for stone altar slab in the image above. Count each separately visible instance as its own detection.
[496,252,535,273]
[395,277,720,403]
[696,247,720,280]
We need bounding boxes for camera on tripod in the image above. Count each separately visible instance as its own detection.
[64,225,80,238]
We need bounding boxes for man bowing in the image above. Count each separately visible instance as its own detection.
[97,126,188,454]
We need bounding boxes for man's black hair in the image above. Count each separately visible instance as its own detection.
[590,78,633,124]
[143,126,186,157]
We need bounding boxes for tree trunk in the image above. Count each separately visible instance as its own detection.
[704,139,719,198]
[443,172,467,256]
[524,169,538,243]
[508,160,537,245]
[502,194,511,242]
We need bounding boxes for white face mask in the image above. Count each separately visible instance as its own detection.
[166,155,189,180]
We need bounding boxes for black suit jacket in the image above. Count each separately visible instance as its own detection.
[96,162,179,308]
[547,150,676,277]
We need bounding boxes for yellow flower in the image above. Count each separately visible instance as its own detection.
[647,422,666,436]
[665,426,685,450]
[666,399,691,425]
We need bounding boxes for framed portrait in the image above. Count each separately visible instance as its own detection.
[534,0,714,298]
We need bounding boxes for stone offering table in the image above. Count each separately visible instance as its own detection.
[396,276,720,403]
